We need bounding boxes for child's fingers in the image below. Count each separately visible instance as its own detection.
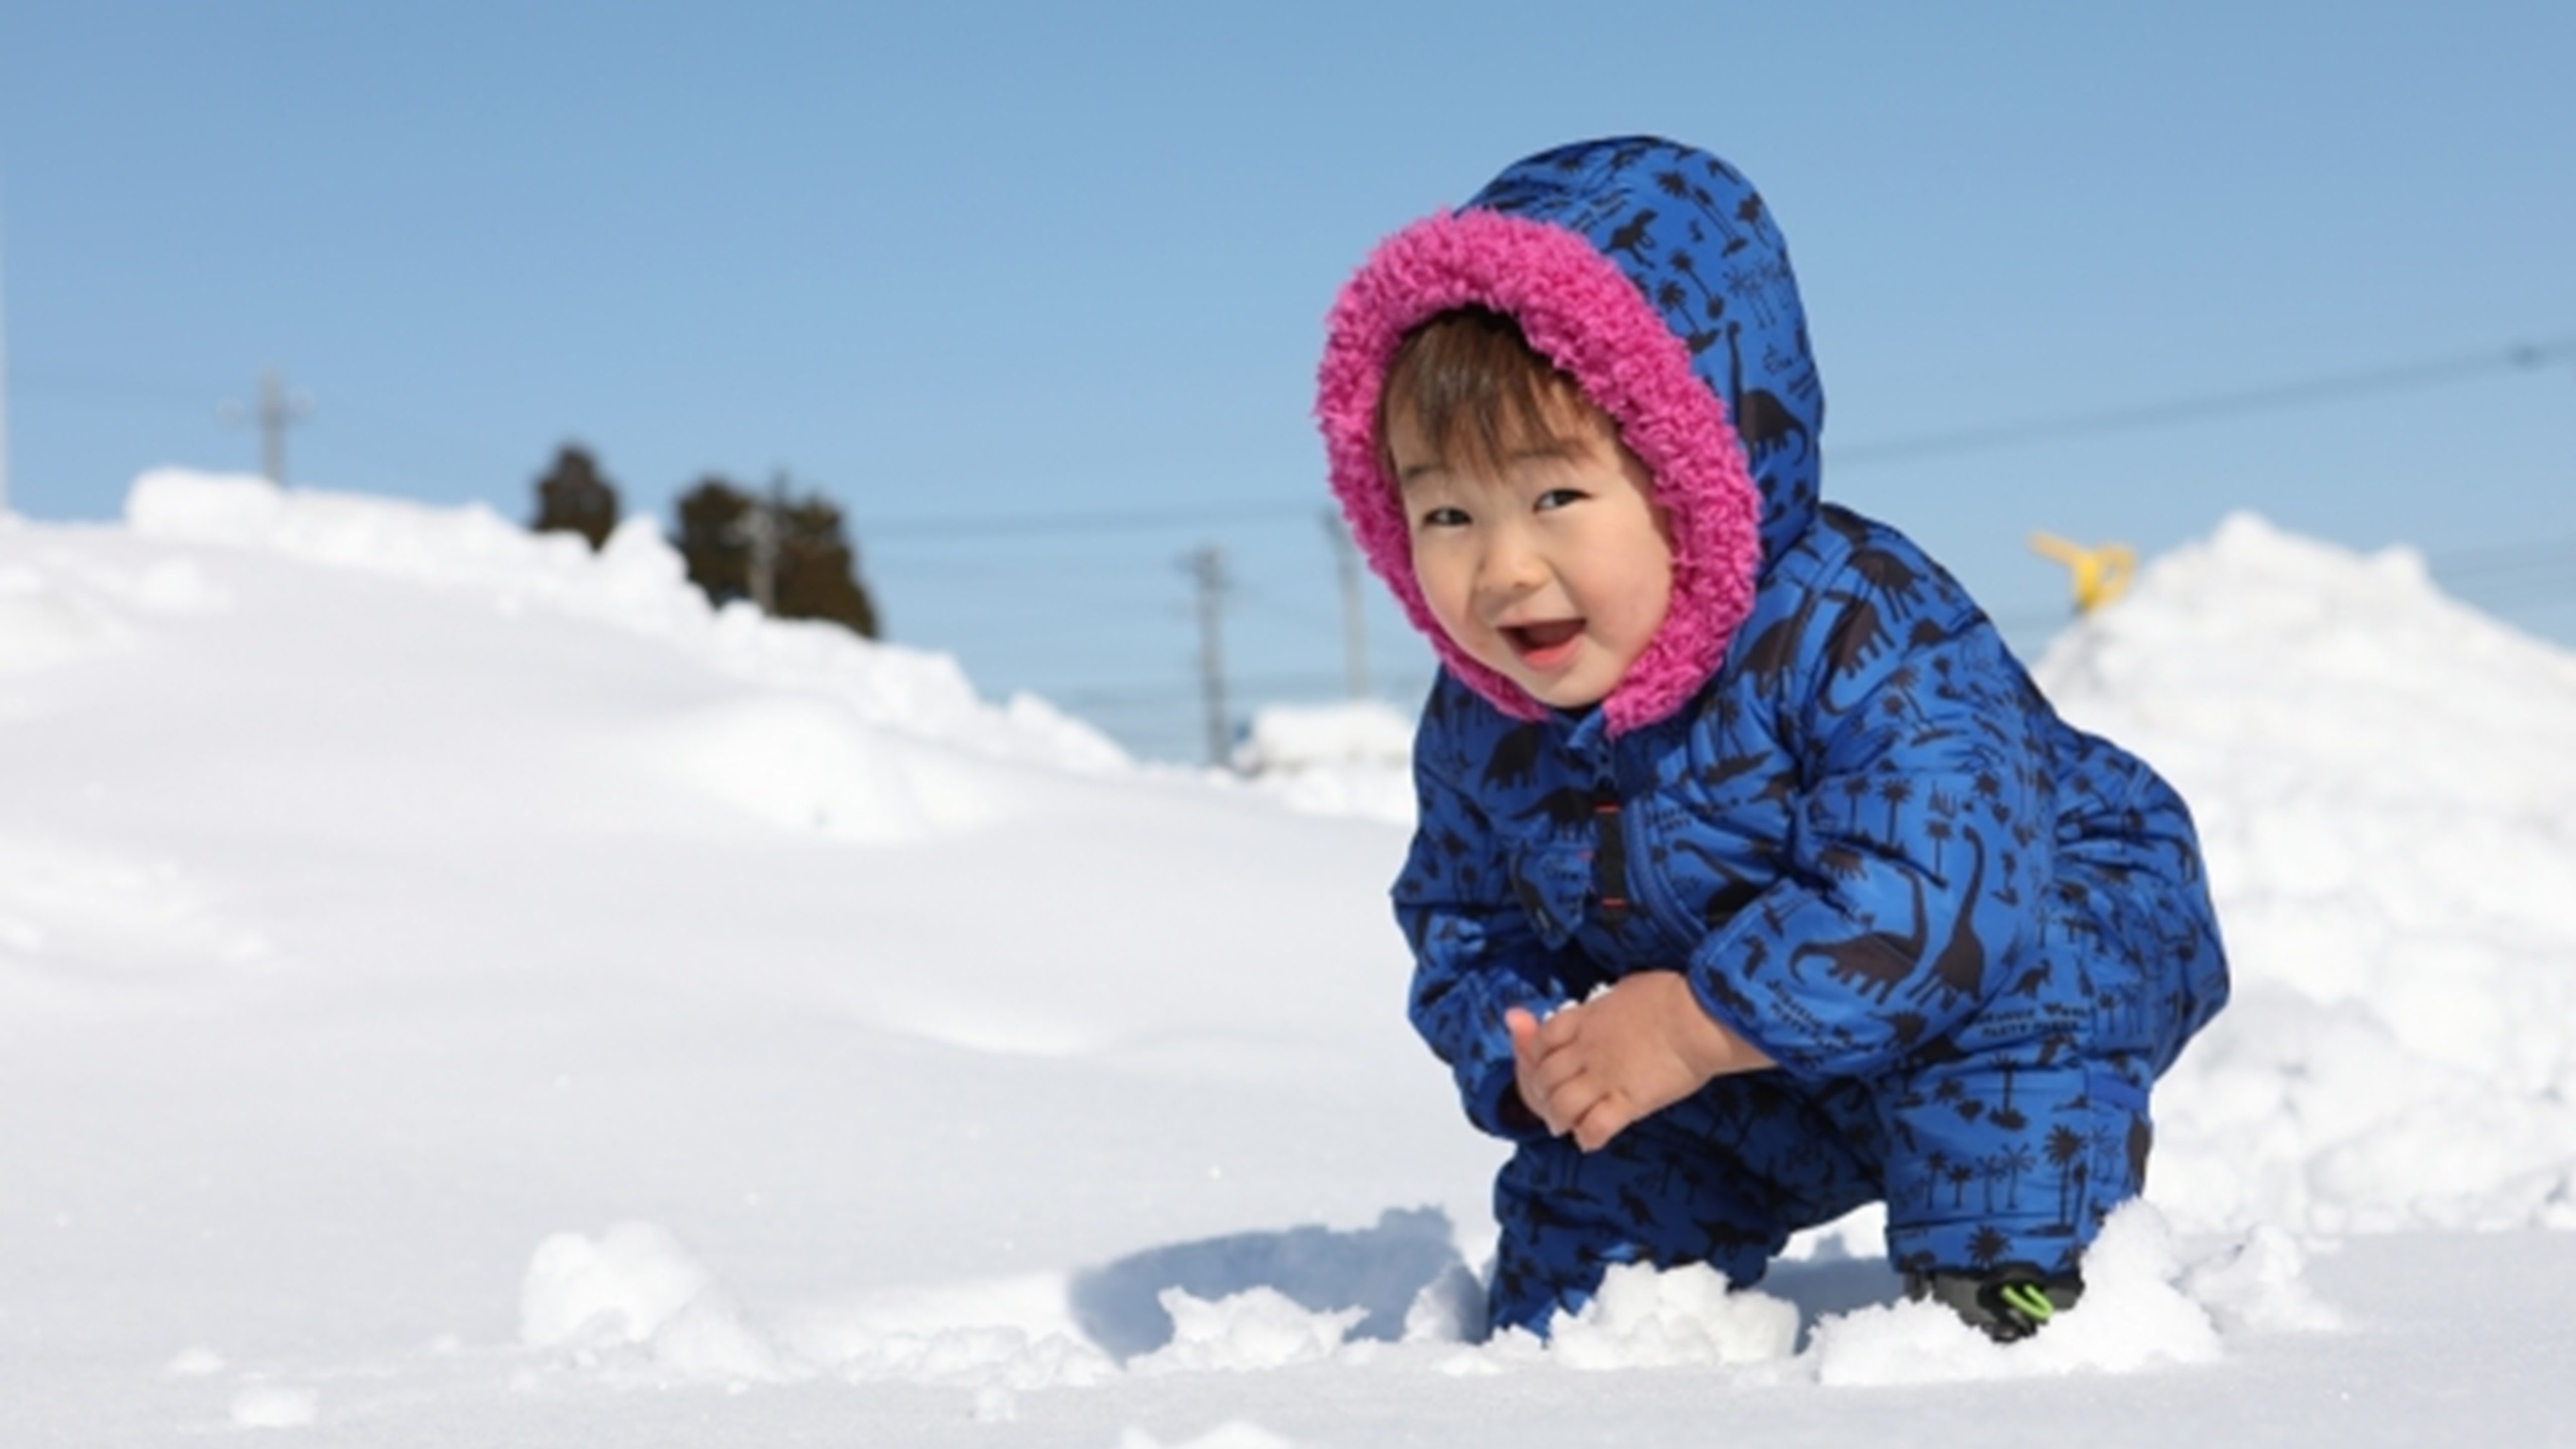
[1539,1067,1609,1137]
[1571,1094,1635,1153]
[1505,1006,1541,1056]
[1525,1036,1589,1098]
[1533,1004,1585,1052]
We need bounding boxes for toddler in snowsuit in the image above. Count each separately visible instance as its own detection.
[1314,137,2229,1341]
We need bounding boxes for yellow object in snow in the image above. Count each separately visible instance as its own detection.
[2029,532,2138,615]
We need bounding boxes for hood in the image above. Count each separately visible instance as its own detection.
[1316,136,1825,734]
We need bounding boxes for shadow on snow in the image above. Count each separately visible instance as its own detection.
[1068,1205,1466,1360]
[1067,1204,1908,1358]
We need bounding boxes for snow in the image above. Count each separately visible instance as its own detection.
[2,474,2571,1445]
[226,1384,320,1430]
[1232,698,1416,825]
[2034,513,2576,1237]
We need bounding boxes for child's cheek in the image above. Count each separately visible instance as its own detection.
[1412,544,1465,634]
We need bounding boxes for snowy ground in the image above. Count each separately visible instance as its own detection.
[3,473,2571,1446]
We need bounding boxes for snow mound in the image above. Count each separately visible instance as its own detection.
[2036,513,2576,1234]
[1234,699,1413,773]
[1809,1204,2219,1384]
[124,469,1127,774]
[519,1222,791,1386]
[1524,1262,1799,1371]
[1234,699,1415,824]
[1127,1287,1366,1373]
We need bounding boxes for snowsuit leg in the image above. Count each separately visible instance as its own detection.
[1487,1073,1880,1335]
[1877,766,2221,1280]
[1874,1050,2153,1279]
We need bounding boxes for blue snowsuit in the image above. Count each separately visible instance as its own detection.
[1317,139,2229,1333]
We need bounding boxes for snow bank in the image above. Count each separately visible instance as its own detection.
[1233,699,1413,774]
[122,469,1128,775]
[2037,513,2576,1234]
[20,480,2576,1440]
[1233,698,1415,824]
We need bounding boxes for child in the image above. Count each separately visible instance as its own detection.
[1315,137,2228,1342]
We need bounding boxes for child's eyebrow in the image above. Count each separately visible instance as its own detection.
[1397,439,1590,490]
[1511,441,1585,463]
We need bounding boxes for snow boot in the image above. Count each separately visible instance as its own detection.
[1905,1265,2084,1343]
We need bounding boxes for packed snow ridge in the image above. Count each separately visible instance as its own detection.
[4,475,2573,1443]
[2036,513,2576,1237]
[118,467,1134,777]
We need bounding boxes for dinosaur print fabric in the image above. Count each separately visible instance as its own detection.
[1320,138,2229,1333]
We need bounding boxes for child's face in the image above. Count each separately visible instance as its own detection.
[1389,400,1674,711]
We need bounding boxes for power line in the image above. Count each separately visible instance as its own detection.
[14,368,222,403]
[841,333,2575,543]
[18,333,2560,539]
[1051,667,1435,711]
[2426,534,2576,579]
[1835,336,2576,469]
[2432,536,2576,611]
[860,498,1313,540]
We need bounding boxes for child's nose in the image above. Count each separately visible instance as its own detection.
[1477,527,1546,601]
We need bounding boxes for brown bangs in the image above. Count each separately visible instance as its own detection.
[1378,307,1602,481]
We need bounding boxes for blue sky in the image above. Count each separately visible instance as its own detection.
[5,1,2572,759]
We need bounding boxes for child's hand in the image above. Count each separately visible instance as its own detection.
[1504,1006,1560,1137]
[1508,973,1771,1152]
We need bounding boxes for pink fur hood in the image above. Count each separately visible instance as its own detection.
[1315,137,1822,736]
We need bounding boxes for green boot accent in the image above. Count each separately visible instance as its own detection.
[1905,1265,2085,1343]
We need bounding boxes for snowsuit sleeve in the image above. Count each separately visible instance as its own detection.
[1683,548,2059,1081]
[1392,697,1601,1142]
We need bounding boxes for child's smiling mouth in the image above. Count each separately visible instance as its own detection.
[1504,619,1585,665]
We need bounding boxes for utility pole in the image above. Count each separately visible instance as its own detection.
[222,370,311,485]
[1186,544,1231,767]
[737,480,785,614]
[1321,509,1369,699]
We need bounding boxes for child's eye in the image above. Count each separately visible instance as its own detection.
[1417,505,1472,529]
[1534,488,1588,512]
